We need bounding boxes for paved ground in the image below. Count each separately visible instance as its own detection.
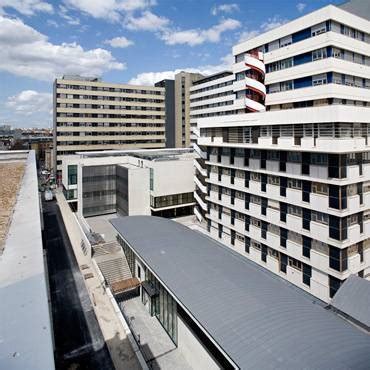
[120,297,193,370]
[43,200,115,370]
[55,192,142,370]
[86,214,119,243]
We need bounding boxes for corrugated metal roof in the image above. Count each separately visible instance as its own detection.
[111,216,370,369]
[332,274,370,328]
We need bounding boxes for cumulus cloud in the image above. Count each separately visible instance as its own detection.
[104,36,133,48]
[238,15,288,43]
[261,15,288,31]
[211,3,239,16]
[129,54,233,85]
[0,15,125,81]
[125,10,169,31]
[161,18,240,46]
[296,2,306,13]
[0,0,53,16]
[6,90,52,116]
[63,0,155,22]
[59,5,80,25]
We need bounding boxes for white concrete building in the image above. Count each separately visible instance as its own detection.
[189,71,236,222]
[194,4,370,302]
[62,148,195,219]
[53,75,166,178]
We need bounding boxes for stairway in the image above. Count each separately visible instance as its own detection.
[93,242,132,285]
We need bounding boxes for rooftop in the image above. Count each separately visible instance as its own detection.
[0,151,27,252]
[0,150,54,370]
[111,216,370,370]
[76,148,194,161]
[192,70,233,86]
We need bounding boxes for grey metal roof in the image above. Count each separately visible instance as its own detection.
[338,0,370,21]
[332,274,370,328]
[111,216,370,370]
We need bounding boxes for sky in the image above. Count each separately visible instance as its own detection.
[0,0,342,128]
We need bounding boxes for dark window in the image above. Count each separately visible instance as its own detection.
[280,253,288,273]
[302,236,311,258]
[261,245,268,262]
[329,275,342,298]
[302,264,311,286]
[68,165,77,185]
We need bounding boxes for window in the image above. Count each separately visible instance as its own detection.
[288,205,302,217]
[288,179,302,190]
[150,168,154,190]
[288,258,302,270]
[311,22,326,36]
[251,172,261,181]
[280,81,293,91]
[312,211,329,225]
[312,48,327,61]
[312,74,327,86]
[268,199,280,210]
[268,176,280,185]
[68,165,77,185]
[312,182,328,195]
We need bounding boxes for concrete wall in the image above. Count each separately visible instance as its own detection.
[177,315,221,370]
[128,167,151,215]
[151,159,195,197]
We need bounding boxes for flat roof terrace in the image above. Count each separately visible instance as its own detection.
[111,216,370,370]
[0,152,26,252]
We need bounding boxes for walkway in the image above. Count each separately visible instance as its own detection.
[44,200,114,370]
[55,192,142,370]
[120,297,193,370]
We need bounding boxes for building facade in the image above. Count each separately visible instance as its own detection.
[155,79,175,148]
[62,148,195,219]
[189,71,236,223]
[112,216,370,370]
[174,72,204,148]
[53,75,166,177]
[194,4,370,302]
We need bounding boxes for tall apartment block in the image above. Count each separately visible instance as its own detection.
[190,71,235,221]
[53,75,166,177]
[155,79,175,148]
[193,4,370,302]
[174,71,204,147]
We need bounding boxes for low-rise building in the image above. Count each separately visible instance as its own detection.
[0,150,54,370]
[62,148,195,219]
[111,215,370,370]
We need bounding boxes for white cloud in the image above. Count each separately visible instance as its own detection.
[237,15,288,43]
[129,54,232,85]
[59,5,80,25]
[0,15,125,81]
[296,2,306,13]
[0,0,53,16]
[6,90,52,116]
[261,15,287,31]
[125,10,169,31]
[47,19,59,27]
[104,36,133,48]
[161,18,240,46]
[211,3,239,16]
[238,30,259,43]
[63,0,155,22]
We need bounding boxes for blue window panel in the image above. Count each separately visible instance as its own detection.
[292,27,311,43]
[326,20,331,31]
[327,46,332,57]
[294,52,311,66]
[294,76,312,89]
[327,72,333,83]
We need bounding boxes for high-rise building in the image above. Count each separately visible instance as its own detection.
[155,79,175,148]
[53,75,166,177]
[189,71,235,222]
[174,71,204,147]
[194,4,370,302]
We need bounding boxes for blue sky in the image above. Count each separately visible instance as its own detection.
[0,0,341,128]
